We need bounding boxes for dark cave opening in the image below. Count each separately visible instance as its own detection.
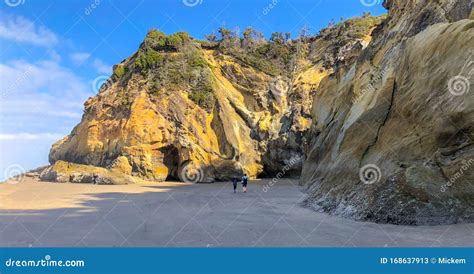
[160,145,180,181]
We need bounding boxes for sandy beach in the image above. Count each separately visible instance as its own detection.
[0,178,472,247]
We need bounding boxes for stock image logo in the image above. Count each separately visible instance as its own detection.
[3,164,26,185]
[448,54,473,96]
[448,75,470,96]
[4,0,25,7]
[262,155,301,192]
[5,254,85,268]
[183,0,202,7]
[440,158,473,192]
[84,0,102,16]
[262,0,278,15]
[180,162,205,183]
[359,164,382,185]
[91,75,113,93]
[360,0,381,7]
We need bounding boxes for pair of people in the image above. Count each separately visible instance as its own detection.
[232,174,248,193]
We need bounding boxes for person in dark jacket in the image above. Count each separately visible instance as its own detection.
[241,174,248,193]
[231,178,238,193]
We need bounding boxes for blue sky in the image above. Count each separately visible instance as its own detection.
[0,0,386,180]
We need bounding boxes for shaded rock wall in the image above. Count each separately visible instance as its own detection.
[300,0,474,225]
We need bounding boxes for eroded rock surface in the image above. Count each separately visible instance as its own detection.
[301,0,474,225]
[48,16,382,183]
[39,160,144,185]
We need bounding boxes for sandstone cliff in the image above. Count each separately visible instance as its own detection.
[301,0,474,225]
[45,16,382,183]
[42,0,474,226]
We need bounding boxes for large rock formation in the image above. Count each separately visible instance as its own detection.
[43,0,473,226]
[300,0,474,225]
[47,16,382,183]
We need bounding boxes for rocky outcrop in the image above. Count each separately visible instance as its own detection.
[40,1,473,225]
[301,0,474,225]
[39,160,144,185]
[48,16,382,183]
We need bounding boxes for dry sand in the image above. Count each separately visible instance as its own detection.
[0,178,472,247]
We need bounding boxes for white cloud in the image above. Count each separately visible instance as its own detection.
[0,14,101,177]
[0,15,59,47]
[0,59,92,98]
[0,100,83,118]
[92,58,111,74]
[0,58,92,178]
[48,50,62,63]
[0,58,93,138]
[0,58,89,176]
[70,52,91,65]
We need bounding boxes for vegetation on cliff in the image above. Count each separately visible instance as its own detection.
[47,13,384,184]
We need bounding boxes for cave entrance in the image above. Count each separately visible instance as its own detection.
[160,145,179,181]
[259,156,303,179]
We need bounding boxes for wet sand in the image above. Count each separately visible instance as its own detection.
[0,178,472,247]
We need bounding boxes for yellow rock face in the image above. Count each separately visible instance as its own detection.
[109,156,133,175]
[39,160,141,185]
[48,16,382,183]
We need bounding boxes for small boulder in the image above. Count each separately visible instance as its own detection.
[108,156,133,175]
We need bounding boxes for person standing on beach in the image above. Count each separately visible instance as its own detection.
[241,174,248,193]
[232,178,238,193]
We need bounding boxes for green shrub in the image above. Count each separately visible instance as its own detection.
[143,29,166,49]
[134,49,164,70]
[165,32,191,49]
[146,29,166,40]
[329,15,385,39]
[113,64,125,79]
[189,87,215,110]
[148,80,162,96]
[188,51,206,68]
